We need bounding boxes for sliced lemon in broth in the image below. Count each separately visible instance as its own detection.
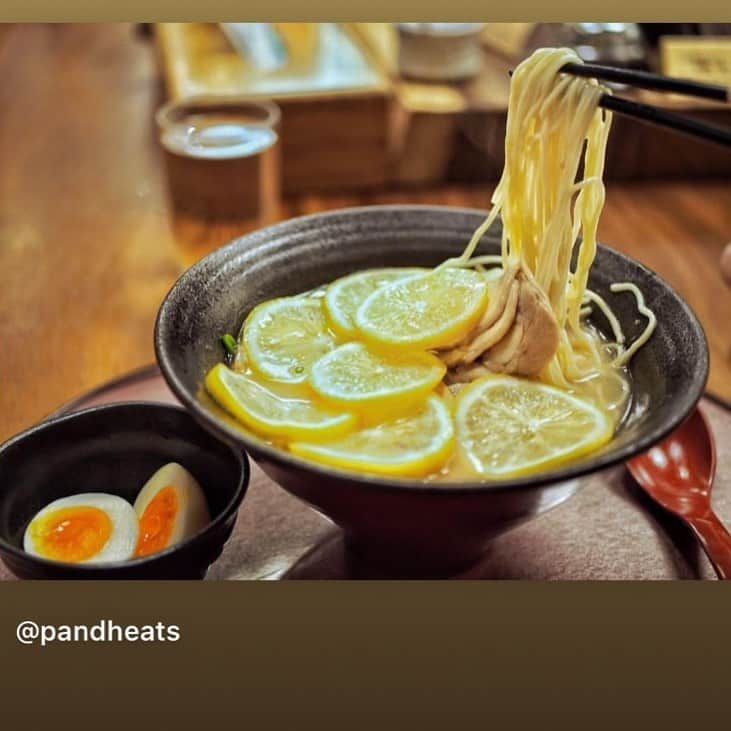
[323,267,427,338]
[243,297,336,383]
[454,375,612,478]
[309,342,445,415]
[355,267,489,350]
[290,396,454,477]
[205,363,356,442]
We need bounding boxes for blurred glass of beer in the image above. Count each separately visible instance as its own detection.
[157,97,281,260]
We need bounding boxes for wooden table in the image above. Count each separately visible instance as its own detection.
[1,23,730,443]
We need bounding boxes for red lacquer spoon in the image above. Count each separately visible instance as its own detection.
[627,407,731,579]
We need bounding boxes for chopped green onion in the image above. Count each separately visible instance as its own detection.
[294,365,305,374]
[220,334,238,356]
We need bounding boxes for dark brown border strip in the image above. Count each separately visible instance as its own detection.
[2,582,731,725]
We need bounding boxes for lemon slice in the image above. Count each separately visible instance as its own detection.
[205,364,356,442]
[243,297,336,383]
[355,267,489,350]
[309,342,446,414]
[290,396,454,477]
[454,375,612,478]
[323,267,427,338]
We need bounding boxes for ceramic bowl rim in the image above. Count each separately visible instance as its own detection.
[0,401,249,573]
[155,204,709,496]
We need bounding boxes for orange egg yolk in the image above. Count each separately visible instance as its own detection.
[135,486,178,557]
[30,506,112,562]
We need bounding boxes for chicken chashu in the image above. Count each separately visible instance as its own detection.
[439,263,560,384]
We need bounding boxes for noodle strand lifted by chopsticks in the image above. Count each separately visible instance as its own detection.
[441,47,655,385]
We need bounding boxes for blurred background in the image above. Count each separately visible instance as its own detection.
[0,22,729,439]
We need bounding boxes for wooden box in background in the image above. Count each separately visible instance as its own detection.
[154,23,392,195]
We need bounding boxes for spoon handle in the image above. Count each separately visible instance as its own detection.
[687,512,731,580]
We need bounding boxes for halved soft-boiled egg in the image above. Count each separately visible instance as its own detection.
[133,463,210,558]
[24,493,139,564]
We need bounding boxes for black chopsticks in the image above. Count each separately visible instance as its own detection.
[559,62,731,148]
[561,62,729,104]
[597,94,731,148]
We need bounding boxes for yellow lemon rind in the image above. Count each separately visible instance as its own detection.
[289,396,455,478]
[205,364,357,442]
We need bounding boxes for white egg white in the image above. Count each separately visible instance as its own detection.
[24,493,139,564]
[133,463,211,550]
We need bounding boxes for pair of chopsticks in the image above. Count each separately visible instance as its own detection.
[508,62,731,147]
[560,62,731,148]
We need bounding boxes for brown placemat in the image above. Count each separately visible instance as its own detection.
[2,367,728,580]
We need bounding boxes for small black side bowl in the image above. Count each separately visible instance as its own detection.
[0,403,248,579]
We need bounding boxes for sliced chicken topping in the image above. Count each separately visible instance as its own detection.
[439,264,559,379]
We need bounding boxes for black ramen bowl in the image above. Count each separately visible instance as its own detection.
[0,403,248,579]
[155,206,708,575]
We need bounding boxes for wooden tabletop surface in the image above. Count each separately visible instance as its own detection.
[1,23,730,443]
